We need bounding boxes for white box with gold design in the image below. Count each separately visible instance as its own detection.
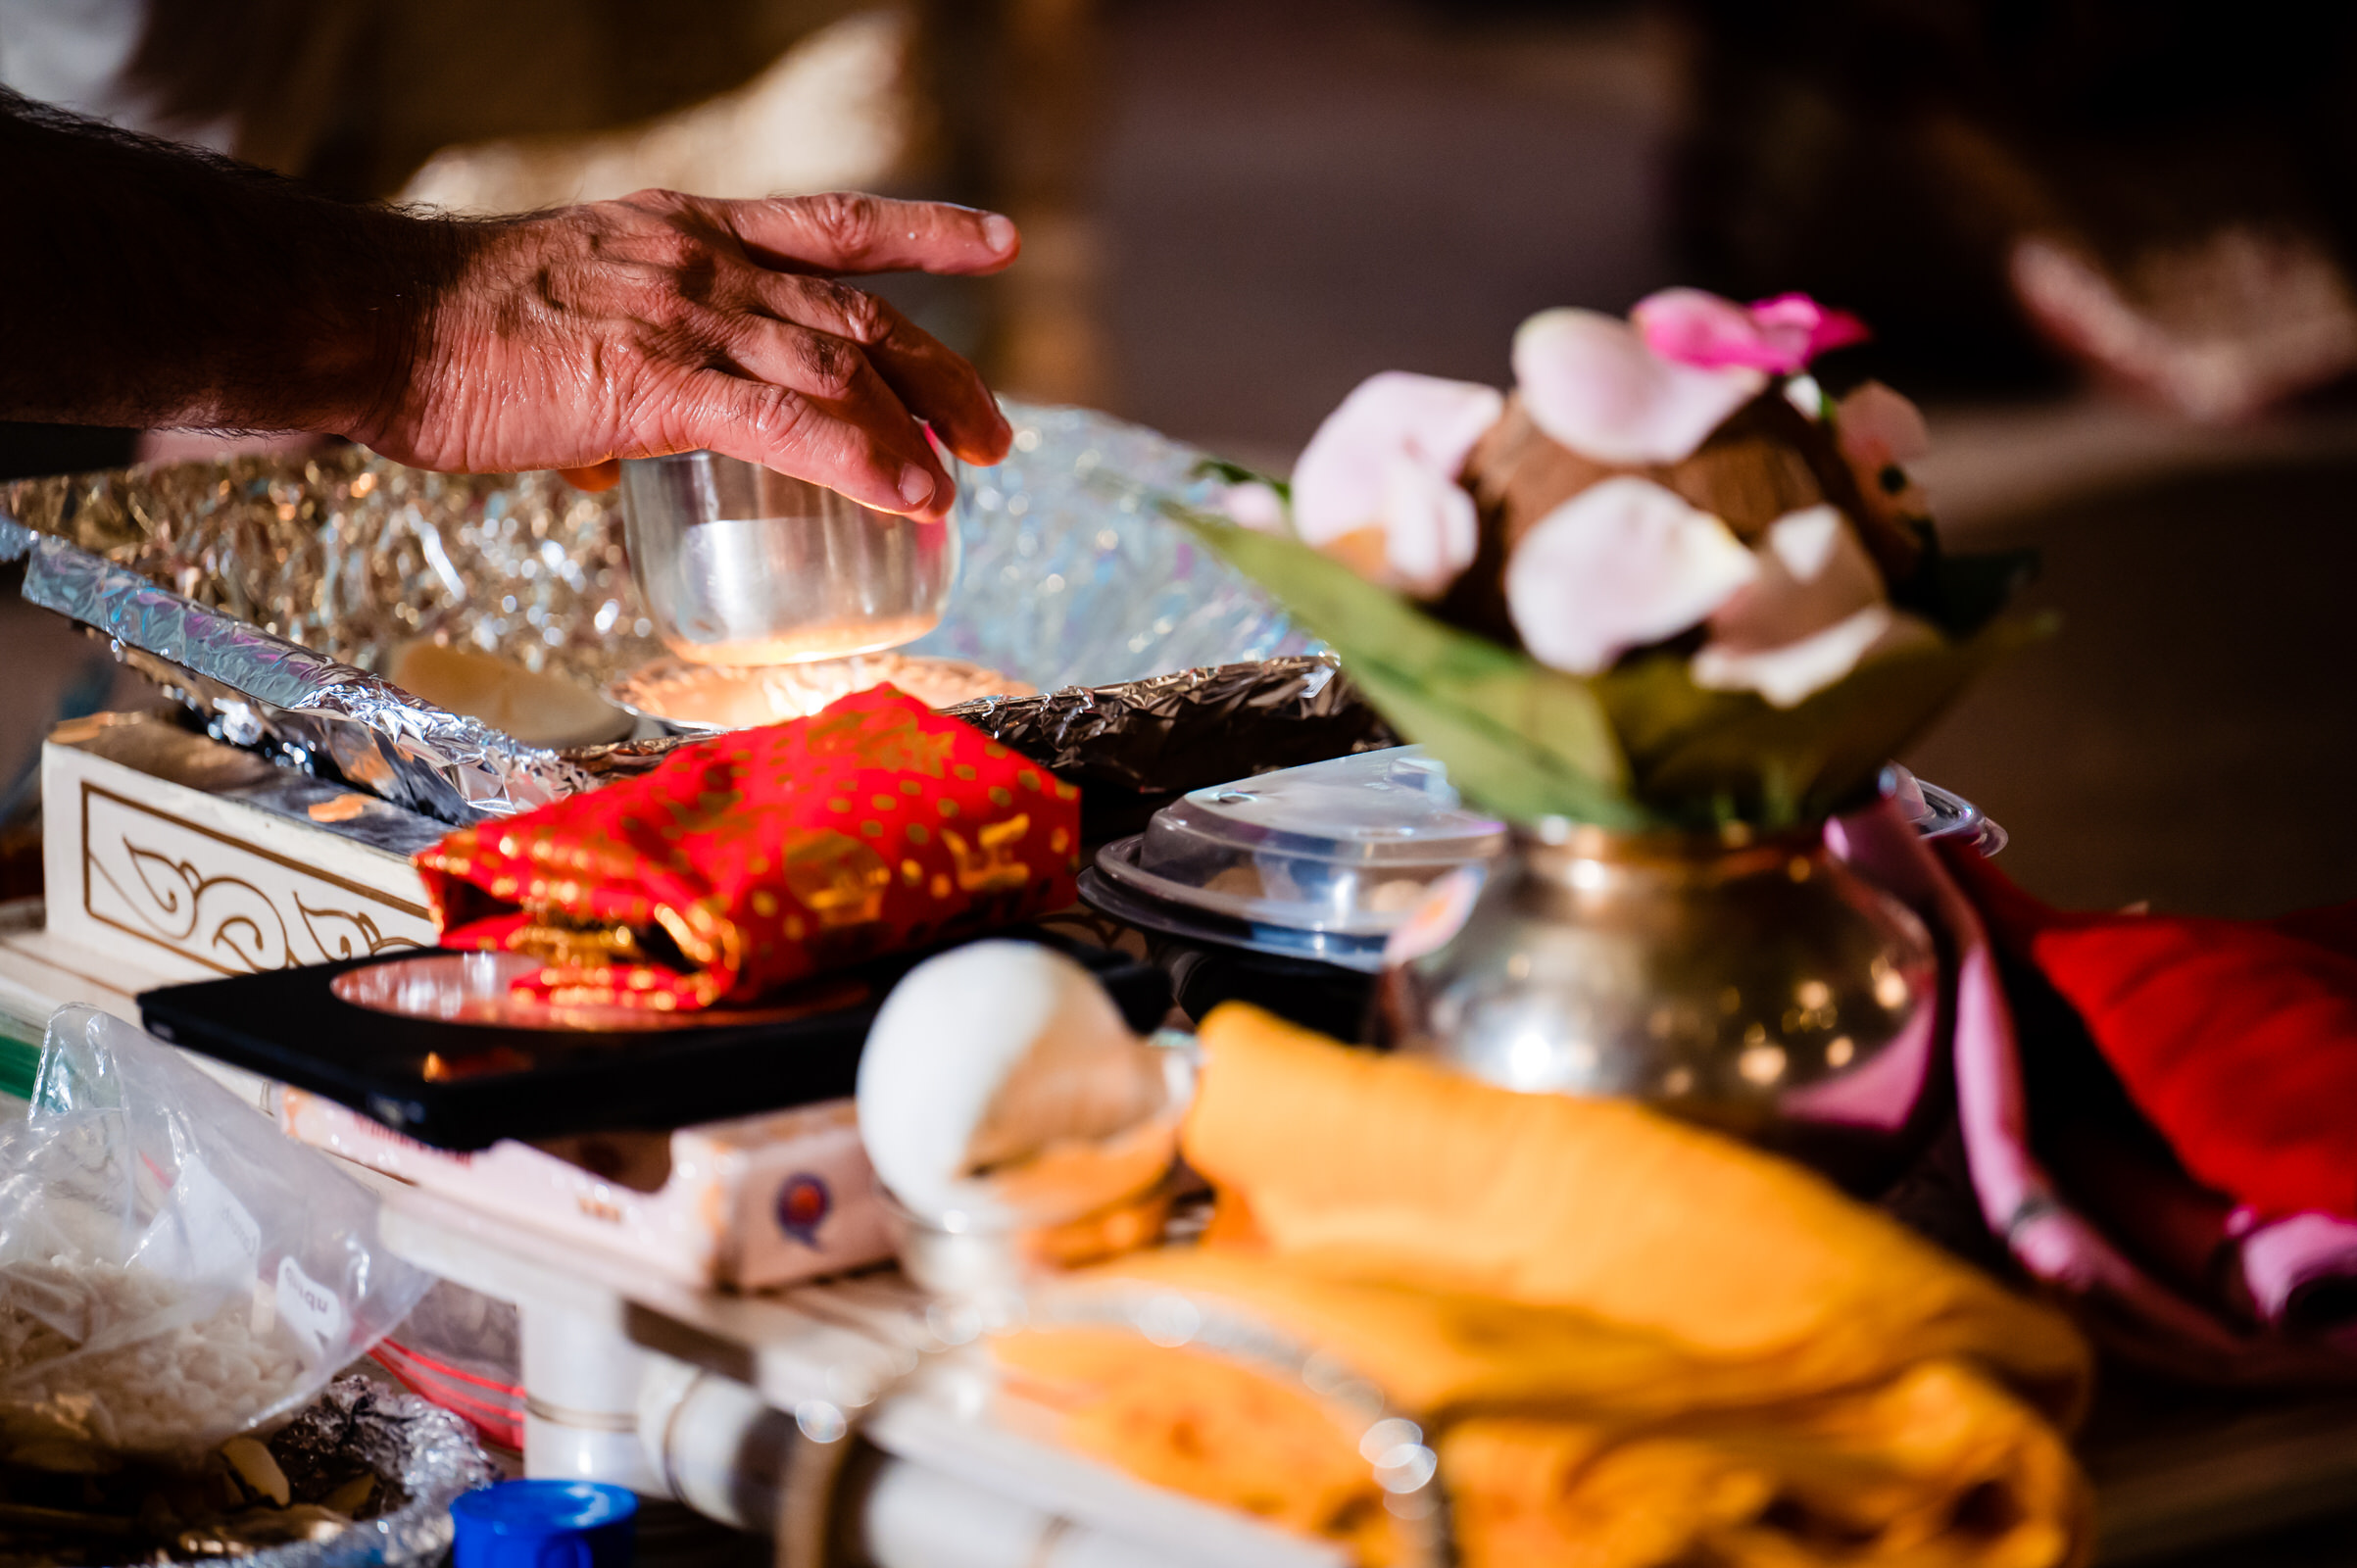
[40,711,441,980]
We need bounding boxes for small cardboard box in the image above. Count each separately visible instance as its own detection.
[280,1088,892,1291]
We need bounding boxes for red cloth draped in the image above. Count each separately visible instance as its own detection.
[1944,846,2357,1222]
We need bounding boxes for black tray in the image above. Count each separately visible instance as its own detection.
[138,932,1170,1152]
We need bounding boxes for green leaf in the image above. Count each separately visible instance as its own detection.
[1594,612,2053,826]
[1894,537,2045,636]
[1171,509,1648,826]
[1190,457,1292,504]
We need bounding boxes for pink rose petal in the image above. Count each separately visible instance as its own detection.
[1693,504,1909,706]
[1513,308,1765,466]
[1834,380,1934,529]
[1705,504,1887,655]
[1632,287,1870,374]
[1835,380,1931,468]
[1292,370,1504,595]
[1694,605,1935,708]
[1505,476,1758,673]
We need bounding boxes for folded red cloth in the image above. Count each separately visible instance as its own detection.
[1943,845,2357,1222]
[417,686,1081,1009]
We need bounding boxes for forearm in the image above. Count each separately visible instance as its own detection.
[0,87,465,437]
[2,88,1016,503]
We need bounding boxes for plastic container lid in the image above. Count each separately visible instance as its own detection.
[1081,753,2005,974]
[1096,747,1505,937]
[453,1481,637,1568]
[1883,764,2009,856]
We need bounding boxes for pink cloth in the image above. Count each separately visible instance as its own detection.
[1830,805,2357,1379]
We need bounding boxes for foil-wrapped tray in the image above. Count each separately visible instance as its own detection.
[942,655,1393,795]
[0,405,1316,823]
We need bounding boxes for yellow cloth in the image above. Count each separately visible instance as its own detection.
[993,1004,2094,1568]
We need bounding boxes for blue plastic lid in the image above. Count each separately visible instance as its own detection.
[453,1481,638,1568]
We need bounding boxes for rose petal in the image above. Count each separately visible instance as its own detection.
[1694,605,1939,708]
[1633,287,1870,374]
[1513,308,1765,466]
[1292,370,1504,593]
[1834,381,1934,531]
[1631,288,1780,370]
[1217,480,1289,533]
[1505,476,1758,673]
[1373,452,1482,595]
[1749,293,1872,364]
[1835,381,1931,468]
[1706,504,1887,654]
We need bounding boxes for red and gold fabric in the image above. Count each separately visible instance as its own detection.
[416,685,1080,1010]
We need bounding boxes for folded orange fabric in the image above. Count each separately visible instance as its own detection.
[417,686,1080,1009]
[1947,846,2357,1220]
[997,1005,2093,1568]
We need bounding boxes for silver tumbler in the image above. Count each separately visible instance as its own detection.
[618,452,959,666]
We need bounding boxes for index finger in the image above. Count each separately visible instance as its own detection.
[721,192,1021,277]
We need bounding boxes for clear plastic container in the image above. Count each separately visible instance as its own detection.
[1082,753,2002,976]
[1095,747,1506,937]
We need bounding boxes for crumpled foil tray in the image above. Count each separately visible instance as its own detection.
[942,656,1392,795]
[92,1375,497,1568]
[0,404,1317,823]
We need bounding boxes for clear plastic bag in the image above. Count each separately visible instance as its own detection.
[371,1280,523,1453]
[0,1006,433,1468]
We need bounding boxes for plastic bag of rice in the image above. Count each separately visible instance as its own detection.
[0,1008,431,1469]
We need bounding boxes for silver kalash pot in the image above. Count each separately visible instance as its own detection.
[1379,817,1942,1191]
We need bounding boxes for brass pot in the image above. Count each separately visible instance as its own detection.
[1379,821,1940,1191]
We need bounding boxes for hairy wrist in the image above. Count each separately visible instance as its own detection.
[0,89,472,440]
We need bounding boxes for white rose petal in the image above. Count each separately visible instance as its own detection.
[1512,308,1767,466]
[1706,504,1887,654]
[1292,370,1505,595]
[1506,476,1758,674]
[1694,605,1940,708]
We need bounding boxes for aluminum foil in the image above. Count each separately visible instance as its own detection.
[0,521,606,821]
[0,403,1312,820]
[211,1375,499,1568]
[943,655,1395,794]
[0,448,660,685]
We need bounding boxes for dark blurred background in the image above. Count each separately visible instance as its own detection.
[4,0,2356,919]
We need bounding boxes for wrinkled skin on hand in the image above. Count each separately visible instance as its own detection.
[355,190,1020,519]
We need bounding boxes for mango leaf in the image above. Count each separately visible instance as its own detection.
[1190,457,1292,503]
[1898,537,2040,639]
[1169,508,1649,827]
[1594,612,2054,826]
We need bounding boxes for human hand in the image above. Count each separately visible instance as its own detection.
[357,190,1020,519]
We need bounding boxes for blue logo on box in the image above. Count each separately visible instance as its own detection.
[775,1173,831,1247]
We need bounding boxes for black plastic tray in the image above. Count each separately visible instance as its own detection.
[138,932,1170,1152]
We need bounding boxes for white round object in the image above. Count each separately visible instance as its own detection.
[857,942,1176,1227]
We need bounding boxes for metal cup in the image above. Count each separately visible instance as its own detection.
[618,452,958,666]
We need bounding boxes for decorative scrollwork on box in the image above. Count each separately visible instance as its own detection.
[80,782,436,974]
[294,895,424,961]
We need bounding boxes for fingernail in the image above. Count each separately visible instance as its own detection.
[982,214,1017,253]
[899,465,937,510]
